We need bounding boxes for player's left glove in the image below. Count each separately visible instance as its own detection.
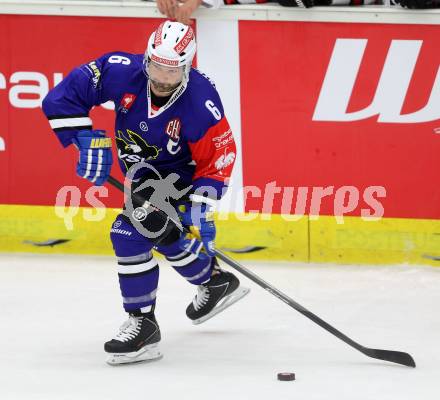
[178,195,216,257]
[72,130,113,186]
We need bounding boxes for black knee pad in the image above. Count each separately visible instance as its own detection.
[122,174,188,246]
[122,205,183,246]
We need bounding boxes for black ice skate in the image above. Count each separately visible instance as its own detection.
[186,266,250,325]
[104,310,162,365]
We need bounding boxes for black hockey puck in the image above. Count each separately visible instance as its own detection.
[277,372,295,381]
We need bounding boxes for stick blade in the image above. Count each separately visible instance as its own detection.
[363,348,416,368]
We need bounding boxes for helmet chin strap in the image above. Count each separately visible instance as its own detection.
[146,78,188,118]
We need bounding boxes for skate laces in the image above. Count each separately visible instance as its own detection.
[114,315,142,343]
[193,285,210,311]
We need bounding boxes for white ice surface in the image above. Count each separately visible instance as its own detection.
[0,253,438,400]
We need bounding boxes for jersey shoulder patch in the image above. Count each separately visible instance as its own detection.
[80,52,142,89]
[78,52,144,102]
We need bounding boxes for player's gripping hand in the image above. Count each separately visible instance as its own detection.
[72,130,113,186]
[178,196,216,257]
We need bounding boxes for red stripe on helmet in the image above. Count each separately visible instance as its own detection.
[154,22,165,47]
[174,27,194,54]
[151,54,179,67]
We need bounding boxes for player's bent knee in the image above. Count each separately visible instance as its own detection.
[118,208,183,247]
[110,214,157,257]
[154,219,182,246]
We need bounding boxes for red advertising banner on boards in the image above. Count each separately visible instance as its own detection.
[1,15,439,221]
[239,21,440,219]
[0,15,163,208]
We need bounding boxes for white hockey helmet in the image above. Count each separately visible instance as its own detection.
[144,21,196,82]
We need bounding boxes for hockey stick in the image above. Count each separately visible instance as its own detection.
[107,175,416,368]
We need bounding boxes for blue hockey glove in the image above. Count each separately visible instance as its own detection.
[178,196,217,257]
[72,130,113,186]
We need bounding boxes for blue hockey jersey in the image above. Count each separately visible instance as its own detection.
[42,52,236,199]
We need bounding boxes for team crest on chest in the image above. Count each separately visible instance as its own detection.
[165,118,181,140]
[116,129,161,170]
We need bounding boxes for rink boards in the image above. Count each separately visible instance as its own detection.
[1,204,439,266]
[0,4,439,265]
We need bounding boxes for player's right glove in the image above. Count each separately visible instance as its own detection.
[72,130,113,186]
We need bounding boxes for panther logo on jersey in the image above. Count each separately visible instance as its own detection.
[116,129,161,170]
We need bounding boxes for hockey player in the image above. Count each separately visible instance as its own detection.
[42,21,249,365]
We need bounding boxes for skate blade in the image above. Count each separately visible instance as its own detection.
[106,342,162,366]
[192,286,250,325]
